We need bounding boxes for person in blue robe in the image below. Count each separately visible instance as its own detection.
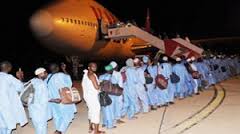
[0,61,28,134]
[47,63,77,134]
[29,68,49,134]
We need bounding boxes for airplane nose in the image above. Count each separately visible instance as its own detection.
[30,10,53,37]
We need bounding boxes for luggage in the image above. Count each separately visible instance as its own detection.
[59,87,81,104]
[155,74,168,89]
[100,80,123,96]
[185,63,201,79]
[192,71,201,79]
[99,91,112,107]
[170,72,180,83]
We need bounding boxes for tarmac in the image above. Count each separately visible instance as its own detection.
[14,77,240,134]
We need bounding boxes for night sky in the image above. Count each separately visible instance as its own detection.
[1,0,240,77]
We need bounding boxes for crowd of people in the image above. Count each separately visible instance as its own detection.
[0,53,240,134]
[82,54,240,134]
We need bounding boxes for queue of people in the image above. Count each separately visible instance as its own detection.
[82,54,240,134]
[0,62,76,134]
[0,53,239,134]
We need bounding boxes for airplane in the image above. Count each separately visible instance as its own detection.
[30,0,204,63]
[30,0,135,60]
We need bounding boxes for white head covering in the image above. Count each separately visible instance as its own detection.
[162,56,168,61]
[142,55,149,63]
[191,56,195,61]
[110,61,118,68]
[35,67,46,75]
[187,58,191,62]
[126,58,134,67]
[176,57,181,62]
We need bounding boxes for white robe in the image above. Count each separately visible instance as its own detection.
[0,72,27,132]
[82,70,101,124]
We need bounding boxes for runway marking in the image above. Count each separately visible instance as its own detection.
[161,84,225,134]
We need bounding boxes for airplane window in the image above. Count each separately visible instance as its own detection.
[87,22,90,26]
[61,17,64,22]
[78,20,81,24]
[66,18,69,23]
[85,21,87,25]
[74,20,77,24]
[70,19,73,23]
[81,21,84,25]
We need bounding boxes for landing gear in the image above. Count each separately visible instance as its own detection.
[66,56,83,80]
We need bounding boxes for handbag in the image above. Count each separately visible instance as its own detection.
[144,67,153,84]
[170,72,180,83]
[192,71,201,79]
[201,80,208,88]
[121,71,127,83]
[99,91,112,107]
[213,64,219,70]
[145,76,153,84]
[221,66,226,72]
[155,64,168,89]
[155,74,168,89]
[100,80,123,96]
[59,87,81,104]
[20,80,35,107]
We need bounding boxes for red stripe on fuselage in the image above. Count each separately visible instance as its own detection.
[97,8,102,19]
[109,13,117,23]
[90,6,100,19]
[103,10,113,24]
